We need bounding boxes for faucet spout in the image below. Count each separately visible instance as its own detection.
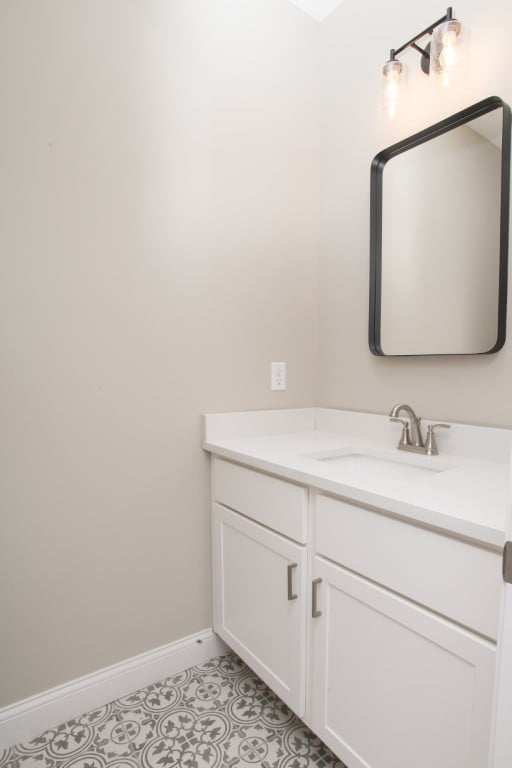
[389,403,424,447]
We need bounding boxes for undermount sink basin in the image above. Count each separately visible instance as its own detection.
[309,448,454,484]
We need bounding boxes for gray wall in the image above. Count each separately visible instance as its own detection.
[0,0,320,707]
[318,0,512,426]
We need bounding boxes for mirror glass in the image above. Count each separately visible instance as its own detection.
[369,97,511,356]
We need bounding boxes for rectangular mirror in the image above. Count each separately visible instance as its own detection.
[369,96,511,356]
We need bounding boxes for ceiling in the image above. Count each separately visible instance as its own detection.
[285,0,345,22]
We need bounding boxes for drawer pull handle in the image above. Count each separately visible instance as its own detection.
[287,563,298,600]
[312,577,322,618]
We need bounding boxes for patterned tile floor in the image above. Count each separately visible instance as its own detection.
[0,653,345,768]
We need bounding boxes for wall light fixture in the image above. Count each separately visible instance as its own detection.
[382,7,467,118]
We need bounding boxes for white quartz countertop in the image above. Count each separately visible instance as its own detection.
[203,408,512,549]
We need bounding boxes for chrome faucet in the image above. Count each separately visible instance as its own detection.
[389,403,451,455]
[389,403,424,449]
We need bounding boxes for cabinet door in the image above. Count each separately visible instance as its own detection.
[310,556,496,768]
[212,503,307,716]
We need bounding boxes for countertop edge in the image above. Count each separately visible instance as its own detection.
[203,441,505,550]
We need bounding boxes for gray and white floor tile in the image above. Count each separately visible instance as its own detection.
[2,653,345,768]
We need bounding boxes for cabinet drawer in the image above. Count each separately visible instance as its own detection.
[315,493,502,640]
[213,458,307,543]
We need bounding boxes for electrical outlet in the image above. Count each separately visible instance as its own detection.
[271,362,286,391]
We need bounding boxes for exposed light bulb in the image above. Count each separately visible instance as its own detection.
[441,28,457,47]
[430,18,466,84]
[439,42,458,71]
[382,59,405,119]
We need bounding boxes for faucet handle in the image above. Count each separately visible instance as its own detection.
[425,423,451,456]
[390,417,411,446]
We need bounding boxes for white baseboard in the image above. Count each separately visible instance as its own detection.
[0,629,228,751]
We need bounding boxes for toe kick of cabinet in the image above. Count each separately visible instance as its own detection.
[314,493,502,640]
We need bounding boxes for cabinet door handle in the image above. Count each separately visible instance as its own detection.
[287,563,298,600]
[312,577,322,618]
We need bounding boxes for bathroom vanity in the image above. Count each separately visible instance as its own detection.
[203,408,512,768]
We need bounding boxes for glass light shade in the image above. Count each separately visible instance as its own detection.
[382,59,406,120]
[430,18,467,86]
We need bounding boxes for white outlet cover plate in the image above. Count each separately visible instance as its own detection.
[271,362,286,391]
[285,0,345,22]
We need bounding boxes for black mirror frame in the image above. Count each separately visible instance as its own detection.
[369,96,511,357]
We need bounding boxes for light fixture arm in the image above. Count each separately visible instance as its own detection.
[411,42,430,60]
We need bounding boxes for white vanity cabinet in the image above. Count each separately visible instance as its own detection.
[209,456,501,768]
[211,459,308,716]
